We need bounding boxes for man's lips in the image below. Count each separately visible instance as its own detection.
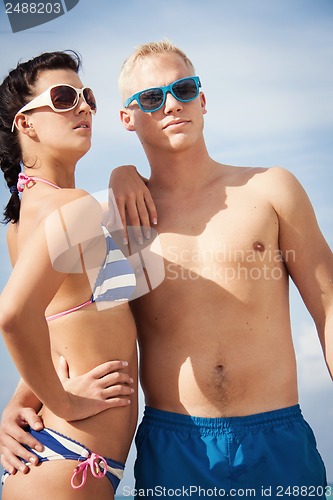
[163,119,190,130]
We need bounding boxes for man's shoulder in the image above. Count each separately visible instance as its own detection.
[215,164,296,191]
[218,163,290,177]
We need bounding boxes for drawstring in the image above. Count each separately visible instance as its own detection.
[71,453,108,489]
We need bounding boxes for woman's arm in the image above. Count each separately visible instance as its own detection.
[0,190,130,421]
[109,165,157,244]
[0,220,73,418]
[0,359,134,474]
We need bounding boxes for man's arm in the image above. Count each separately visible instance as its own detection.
[324,314,333,380]
[0,379,43,475]
[266,167,333,377]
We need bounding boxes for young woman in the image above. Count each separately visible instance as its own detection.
[0,51,138,499]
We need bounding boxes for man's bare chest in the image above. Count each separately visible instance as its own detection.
[155,191,280,270]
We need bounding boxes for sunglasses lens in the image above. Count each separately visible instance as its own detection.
[83,88,97,113]
[139,89,164,111]
[173,78,198,101]
[50,86,77,110]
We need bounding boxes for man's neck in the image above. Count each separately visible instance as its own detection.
[147,144,219,197]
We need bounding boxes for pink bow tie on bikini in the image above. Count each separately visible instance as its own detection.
[71,453,108,489]
[17,173,61,192]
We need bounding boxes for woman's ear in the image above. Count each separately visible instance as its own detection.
[14,113,37,137]
[120,108,136,132]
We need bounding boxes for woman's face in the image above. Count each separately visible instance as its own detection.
[21,68,94,162]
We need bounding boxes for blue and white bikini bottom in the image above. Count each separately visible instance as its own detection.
[2,427,124,492]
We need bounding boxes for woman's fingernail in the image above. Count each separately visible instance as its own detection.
[152,218,158,225]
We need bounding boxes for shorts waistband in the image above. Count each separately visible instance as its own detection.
[142,405,303,434]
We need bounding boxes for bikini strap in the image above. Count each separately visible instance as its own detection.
[46,299,93,322]
[17,173,61,192]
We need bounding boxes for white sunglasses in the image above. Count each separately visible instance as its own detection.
[11,83,97,132]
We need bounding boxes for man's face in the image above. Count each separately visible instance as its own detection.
[121,53,207,155]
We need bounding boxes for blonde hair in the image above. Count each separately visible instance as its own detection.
[119,40,196,101]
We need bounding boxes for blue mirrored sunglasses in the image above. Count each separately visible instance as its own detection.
[124,76,201,112]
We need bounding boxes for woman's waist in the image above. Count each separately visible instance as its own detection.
[50,338,138,390]
[40,402,138,462]
[49,306,137,358]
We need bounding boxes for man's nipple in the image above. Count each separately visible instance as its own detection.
[252,240,265,252]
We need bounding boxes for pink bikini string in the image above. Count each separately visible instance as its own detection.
[46,299,93,322]
[17,173,61,192]
[71,453,108,489]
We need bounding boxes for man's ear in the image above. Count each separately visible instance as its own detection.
[14,113,37,137]
[120,108,135,132]
[200,92,207,115]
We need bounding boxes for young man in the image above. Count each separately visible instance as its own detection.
[1,41,333,498]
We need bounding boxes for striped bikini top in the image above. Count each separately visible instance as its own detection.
[17,173,136,322]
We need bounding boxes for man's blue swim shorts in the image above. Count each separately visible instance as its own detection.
[134,405,327,499]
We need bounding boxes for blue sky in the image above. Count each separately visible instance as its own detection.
[0,0,332,488]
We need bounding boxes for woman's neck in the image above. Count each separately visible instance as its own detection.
[21,158,76,189]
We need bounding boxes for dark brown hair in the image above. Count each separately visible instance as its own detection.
[0,51,81,223]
